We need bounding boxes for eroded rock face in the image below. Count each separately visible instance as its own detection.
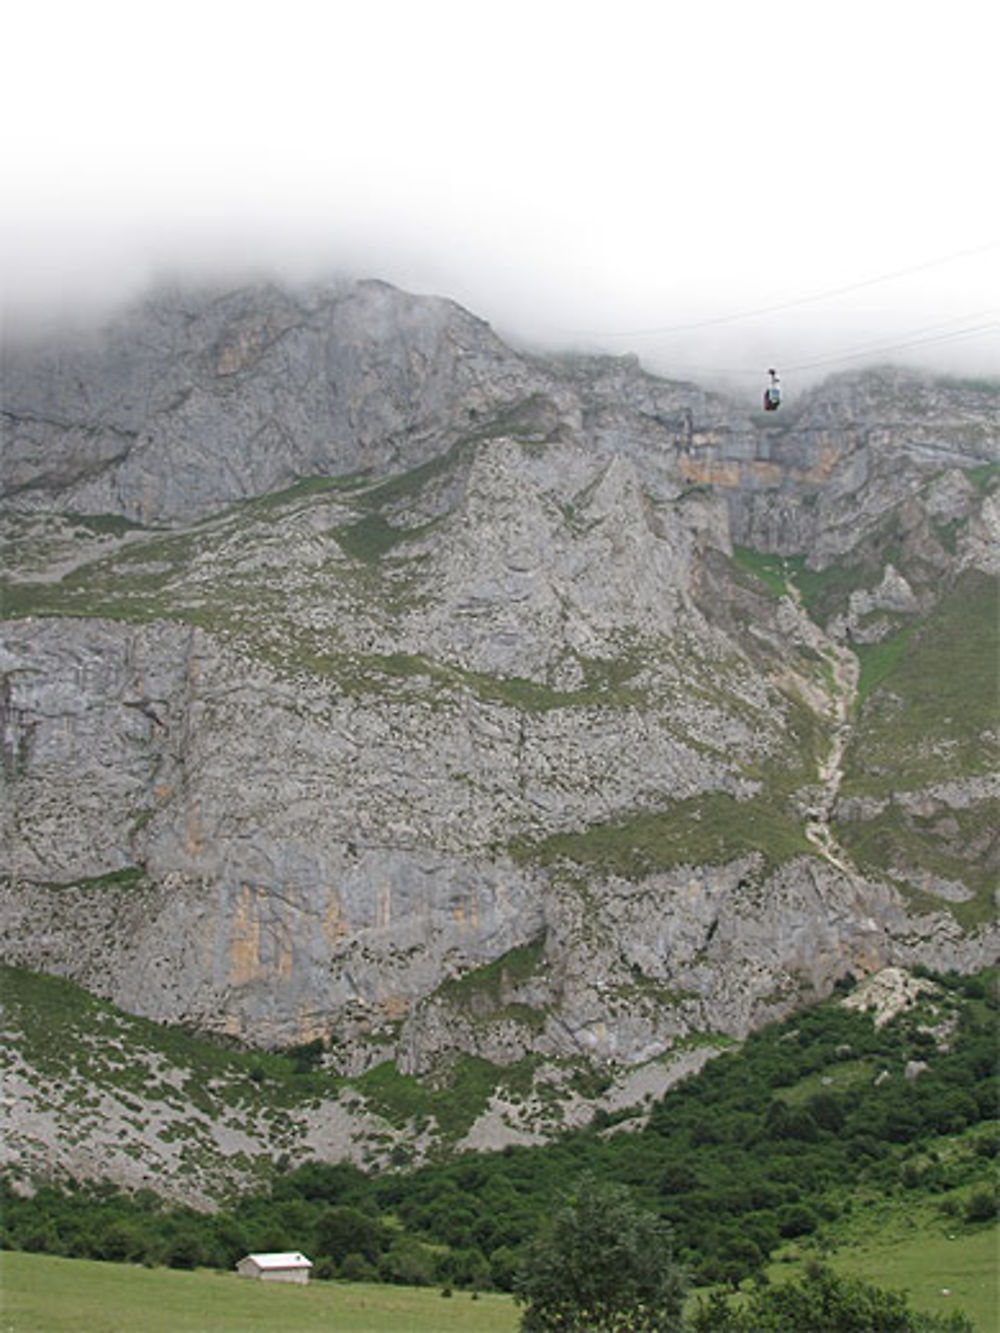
[1,282,546,524]
[0,583,786,1053]
[1,280,998,1086]
[6,284,996,544]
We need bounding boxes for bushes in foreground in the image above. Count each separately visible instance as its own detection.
[688,1263,975,1332]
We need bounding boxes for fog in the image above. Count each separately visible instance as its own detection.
[3,1,998,393]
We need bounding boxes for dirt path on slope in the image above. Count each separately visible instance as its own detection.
[783,584,859,873]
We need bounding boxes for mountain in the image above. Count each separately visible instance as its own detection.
[1,279,997,1191]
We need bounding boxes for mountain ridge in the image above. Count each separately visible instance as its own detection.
[1,279,997,1185]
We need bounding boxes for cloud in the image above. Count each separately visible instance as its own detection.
[2,2,998,389]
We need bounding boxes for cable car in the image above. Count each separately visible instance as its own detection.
[763,368,781,411]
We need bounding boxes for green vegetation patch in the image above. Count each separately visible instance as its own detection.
[510,791,812,881]
[356,1055,538,1141]
[0,520,212,623]
[748,689,825,796]
[354,447,462,512]
[0,581,76,619]
[841,570,999,796]
[65,512,147,536]
[236,471,373,514]
[964,461,1000,496]
[792,557,888,625]
[933,516,967,555]
[465,654,646,711]
[58,866,148,892]
[853,628,916,708]
[0,965,335,1111]
[733,503,935,628]
[835,801,999,927]
[333,513,413,562]
[729,546,888,628]
[730,546,793,599]
[775,1056,881,1106]
[289,646,647,711]
[437,938,549,1007]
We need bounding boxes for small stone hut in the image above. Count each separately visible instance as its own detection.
[236,1251,313,1284]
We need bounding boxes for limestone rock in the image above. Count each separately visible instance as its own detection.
[1,280,997,1144]
[841,966,940,1028]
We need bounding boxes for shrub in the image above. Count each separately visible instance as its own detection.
[339,1251,378,1282]
[963,1188,997,1224]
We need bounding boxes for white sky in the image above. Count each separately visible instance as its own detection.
[2,0,998,389]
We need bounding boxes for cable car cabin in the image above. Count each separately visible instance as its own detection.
[763,368,781,411]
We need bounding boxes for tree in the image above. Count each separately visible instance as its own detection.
[776,1202,819,1239]
[489,1244,522,1292]
[963,1187,997,1223]
[161,1228,204,1270]
[514,1174,686,1332]
[379,1234,434,1286]
[706,1230,765,1290]
[314,1205,382,1266]
[93,1219,147,1263]
[434,1245,491,1290]
[339,1251,377,1282]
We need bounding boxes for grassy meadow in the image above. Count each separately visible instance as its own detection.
[764,1205,997,1332]
[3,1218,996,1332]
[0,1253,520,1333]
[828,1226,998,1332]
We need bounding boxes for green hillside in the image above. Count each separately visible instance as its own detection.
[3,966,995,1325]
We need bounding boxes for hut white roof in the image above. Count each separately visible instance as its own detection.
[244,1252,312,1270]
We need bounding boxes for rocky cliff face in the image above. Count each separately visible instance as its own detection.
[1,281,997,1180]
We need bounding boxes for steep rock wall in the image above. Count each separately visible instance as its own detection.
[2,281,998,1079]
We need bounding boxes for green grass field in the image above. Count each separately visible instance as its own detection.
[4,1226,996,1332]
[0,1253,520,1333]
[769,1203,998,1332]
[830,1227,998,1332]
